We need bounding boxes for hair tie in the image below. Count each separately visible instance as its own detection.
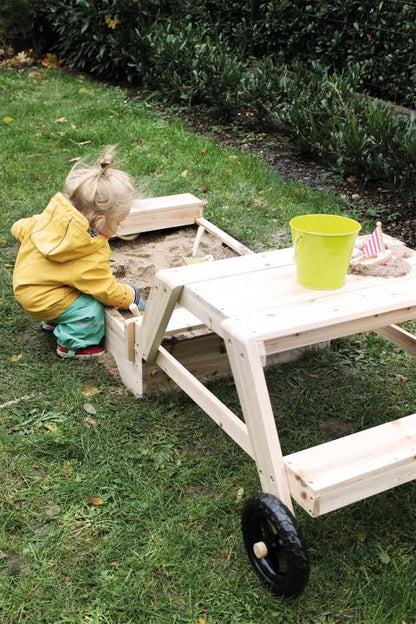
[99,146,115,175]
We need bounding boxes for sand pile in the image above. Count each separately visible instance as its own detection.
[110,226,237,297]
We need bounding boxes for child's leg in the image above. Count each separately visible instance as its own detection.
[52,294,105,356]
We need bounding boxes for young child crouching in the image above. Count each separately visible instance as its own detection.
[11,146,144,360]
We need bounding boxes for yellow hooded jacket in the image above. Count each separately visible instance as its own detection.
[11,193,135,321]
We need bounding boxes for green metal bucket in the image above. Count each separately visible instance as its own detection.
[289,214,361,290]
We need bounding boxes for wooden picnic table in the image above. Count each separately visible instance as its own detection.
[137,245,416,597]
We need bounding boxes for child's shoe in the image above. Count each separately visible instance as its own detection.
[41,321,57,331]
[56,344,105,359]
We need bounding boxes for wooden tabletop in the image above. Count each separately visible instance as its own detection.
[172,246,416,348]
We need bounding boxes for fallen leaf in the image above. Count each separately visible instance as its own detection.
[0,552,9,560]
[235,487,244,501]
[27,153,43,158]
[45,504,61,517]
[393,374,408,382]
[10,353,23,361]
[78,87,93,96]
[15,50,33,65]
[83,403,97,415]
[197,616,207,624]
[42,424,57,433]
[2,116,14,124]
[28,71,42,82]
[110,560,121,566]
[346,175,357,183]
[104,14,120,29]
[83,417,98,427]
[81,385,100,397]
[378,550,391,564]
[351,193,361,200]
[84,496,104,506]
[55,117,68,123]
[180,169,188,177]
[41,53,58,68]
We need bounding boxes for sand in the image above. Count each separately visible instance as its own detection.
[109,226,237,298]
[103,226,238,386]
[349,237,414,278]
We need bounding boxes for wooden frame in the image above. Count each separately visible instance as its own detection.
[106,194,309,397]
[106,194,416,521]
[133,243,416,517]
[115,193,207,237]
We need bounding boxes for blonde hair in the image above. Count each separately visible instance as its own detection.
[64,146,135,233]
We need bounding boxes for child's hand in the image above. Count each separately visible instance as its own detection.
[129,284,145,311]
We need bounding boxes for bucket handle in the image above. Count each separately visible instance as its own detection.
[293,235,302,259]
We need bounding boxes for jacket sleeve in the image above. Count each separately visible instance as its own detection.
[11,216,39,242]
[69,247,137,309]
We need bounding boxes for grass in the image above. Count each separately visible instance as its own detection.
[0,66,415,624]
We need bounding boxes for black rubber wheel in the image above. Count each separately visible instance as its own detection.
[241,493,309,598]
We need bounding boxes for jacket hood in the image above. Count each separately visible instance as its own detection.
[29,193,105,262]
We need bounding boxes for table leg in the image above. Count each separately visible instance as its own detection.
[139,274,184,364]
[223,328,294,513]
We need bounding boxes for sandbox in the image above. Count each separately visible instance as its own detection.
[104,193,309,395]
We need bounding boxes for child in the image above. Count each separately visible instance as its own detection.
[11,146,145,360]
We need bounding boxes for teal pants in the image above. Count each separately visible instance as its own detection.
[52,294,105,353]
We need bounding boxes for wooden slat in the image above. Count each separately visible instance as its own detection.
[105,310,143,396]
[155,346,254,458]
[261,306,416,354]
[182,259,416,319]
[115,193,206,236]
[375,324,416,355]
[133,306,205,336]
[143,333,232,393]
[149,247,295,290]
[195,217,254,256]
[284,413,416,517]
[214,273,416,344]
[224,334,294,512]
[138,274,184,363]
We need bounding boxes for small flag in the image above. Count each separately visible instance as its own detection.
[362,222,385,258]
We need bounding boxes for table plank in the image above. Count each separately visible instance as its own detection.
[218,274,416,342]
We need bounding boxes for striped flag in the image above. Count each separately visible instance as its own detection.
[362,222,385,258]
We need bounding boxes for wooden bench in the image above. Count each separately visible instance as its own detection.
[284,413,416,517]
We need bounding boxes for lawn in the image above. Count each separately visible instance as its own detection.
[0,66,415,624]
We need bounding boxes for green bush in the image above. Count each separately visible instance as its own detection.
[33,0,416,105]
[28,0,416,196]
[31,0,149,82]
[255,1,416,106]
